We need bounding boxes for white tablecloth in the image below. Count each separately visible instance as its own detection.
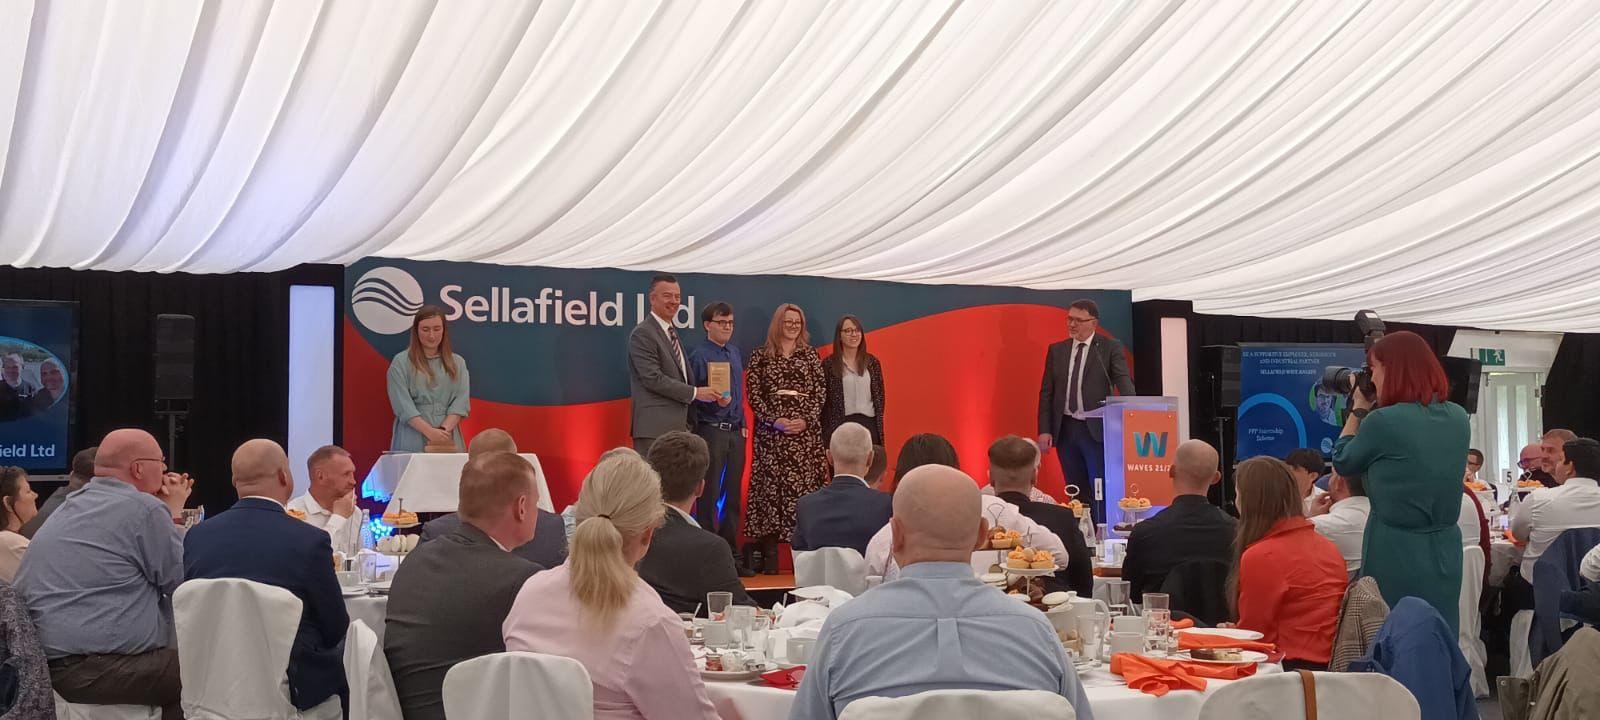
[1489,540,1524,588]
[361,452,554,514]
[705,663,1282,720]
[345,595,389,646]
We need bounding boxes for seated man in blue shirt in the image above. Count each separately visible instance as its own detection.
[790,464,1093,720]
[16,428,192,720]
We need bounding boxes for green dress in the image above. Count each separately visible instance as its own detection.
[1333,401,1469,633]
[387,353,471,452]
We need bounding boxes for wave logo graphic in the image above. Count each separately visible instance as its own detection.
[351,267,425,335]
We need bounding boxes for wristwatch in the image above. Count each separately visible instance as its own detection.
[1351,408,1371,419]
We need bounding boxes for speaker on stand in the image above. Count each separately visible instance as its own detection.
[154,314,194,468]
[1197,345,1241,514]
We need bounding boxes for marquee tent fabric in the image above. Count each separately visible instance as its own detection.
[2,0,1599,331]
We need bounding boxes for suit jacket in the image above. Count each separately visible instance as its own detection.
[627,316,695,439]
[1037,334,1134,441]
[384,522,541,720]
[637,508,755,614]
[791,476,893,557]
[182,497,349,710]
[996,491,1094,597]
[420,510,567,568]
[821,354,886,442]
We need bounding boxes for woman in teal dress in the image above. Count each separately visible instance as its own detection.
[1333,331,1468,633]
[387,305,471,452]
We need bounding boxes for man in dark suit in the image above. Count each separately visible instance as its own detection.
[1037,299,1134,524]
[183,439,349,714]
[987,435,1094,597]
[628,274,720,457]
[792,423,893,556]
[385,452,545,720]
[637,431,755,614]
[1122,440,1236,602]
[418,429,567,568]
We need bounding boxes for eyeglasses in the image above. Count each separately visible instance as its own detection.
[707,320,734,327]
[1518,457,1541,468]
[1067,316,1096,325]
[132,457,167,471]
[782,321,804,327]
[840,328,862,335]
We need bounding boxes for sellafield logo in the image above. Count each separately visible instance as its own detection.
[351,267,425,335]
[439,285,696,328]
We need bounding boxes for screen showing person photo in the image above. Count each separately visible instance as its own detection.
[0,300,77,472]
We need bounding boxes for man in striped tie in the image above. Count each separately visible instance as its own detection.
[627,273,721,458]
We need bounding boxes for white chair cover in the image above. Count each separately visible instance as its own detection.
[1196,671,1420,720]
[837,689,1073,720]
[793,548,869,595]
[1459,546,1489,698]
[1510,609,1536,679]
[173,578,305,720]
[52,692,161,720]
[343,619,403,720]
[442,652,593,720]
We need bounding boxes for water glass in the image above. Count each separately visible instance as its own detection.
[707,591,733,621]
[1142,592,1169,614]
[1143,608,1173,657]
[727,606,755,648]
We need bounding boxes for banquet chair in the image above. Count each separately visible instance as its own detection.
[52,693,161,720]
[1459,545,1490,698]
[1510,609,1536,678]
[836,689,1073,720]
[1196,671,1419,720]
[442,652,593,720]
[343,619,403,720]
[794,547,869,596]
[174,578,340,720]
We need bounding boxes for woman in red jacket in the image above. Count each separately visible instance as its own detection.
[1230,456,1349,670]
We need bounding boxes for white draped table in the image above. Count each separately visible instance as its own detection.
[360,452,554,514]
[345,595,390,646]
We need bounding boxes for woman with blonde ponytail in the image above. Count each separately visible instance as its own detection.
[503,451,717,719]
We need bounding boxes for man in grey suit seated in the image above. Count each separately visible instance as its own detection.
[419,428,567,568]
[628,273,720,457]
[384,451,545,720]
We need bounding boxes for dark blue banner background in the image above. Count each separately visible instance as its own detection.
[0,300,76,472]
[1236,343,1365,461]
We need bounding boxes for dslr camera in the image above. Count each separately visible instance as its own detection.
[1320,310,1385,405]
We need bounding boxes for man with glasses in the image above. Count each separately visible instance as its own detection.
[1518,442,1557,489]
[687,301,753,575]
[1036,299,1133,524]
[16,428,193,719]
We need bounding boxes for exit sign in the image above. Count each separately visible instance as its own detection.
[1477,348,1506,366]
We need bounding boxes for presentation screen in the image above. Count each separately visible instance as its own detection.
[1236,343,1366,462]
[0,299,77,473]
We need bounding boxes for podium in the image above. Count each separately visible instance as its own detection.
[360,452,554,515]
[1085,396,1181,516]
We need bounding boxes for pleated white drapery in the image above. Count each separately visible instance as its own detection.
[3,1,1600,331]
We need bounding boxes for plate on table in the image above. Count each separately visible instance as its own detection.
[697,661,768,681]
[340,586,366,598]
[1180,628,1264,641]
[1000,566,1057,577]
[366,580,392,593]
[1175,649,1269,665]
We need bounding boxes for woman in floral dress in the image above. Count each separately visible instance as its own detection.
[744,303,827,574]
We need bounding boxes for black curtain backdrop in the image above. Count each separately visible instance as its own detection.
[0,264,340,516]
[1544,333,1600,439]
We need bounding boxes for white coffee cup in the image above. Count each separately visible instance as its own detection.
[1112,614,1146,635]
[702,621,732,648]
[786,636,816,665]
[1109,631,1143,656]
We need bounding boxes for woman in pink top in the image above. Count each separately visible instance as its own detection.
[503,450,717,720]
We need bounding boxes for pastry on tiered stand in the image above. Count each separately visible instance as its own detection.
[1005,547,1055,570]
[988,526,1022,549]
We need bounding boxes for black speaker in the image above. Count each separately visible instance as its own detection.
[1440,356,1482,415]
[154,314,195,401]
[1199,345,1242,409]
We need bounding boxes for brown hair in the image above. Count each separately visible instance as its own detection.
[865,444,889,485]
[306,445,351,476]
[987,435,1040,490]
[1227,456,1304,610]
[0,467,27,528]
[71,446,97,479]
[467,429,518,458]
[646,431,710,503]
[893,434,960,492]
[827,315,871,377]
[1068,299,1100,318]
[457,452,538,524]
[762,304,811,356]
[407,305,459,385]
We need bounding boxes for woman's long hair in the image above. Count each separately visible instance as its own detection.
[406,305,458,386]
[891,434,960,493]
[1226,456,1303,613]
[0,466,27,531]
[1368,331,1449,407]
[762,304,811,356]
[569,452,665,628]
[828,315,870,377]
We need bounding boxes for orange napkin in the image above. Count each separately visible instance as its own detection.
[1171,617,1194,630]
[1109,653,1257,696]
[1177,631,1277,655]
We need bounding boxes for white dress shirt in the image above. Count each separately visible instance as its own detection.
[841,365,874,417]
[1301,486,1328,516]
[1510,477,1600,577]
[1310,496,1370,573]
[1580,544,1600,583]
[1064,338,1092,419]
[668,504,700,528]
[865,495,1069,580]
[287,493,362,557]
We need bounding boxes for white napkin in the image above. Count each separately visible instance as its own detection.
[778,600,831,628]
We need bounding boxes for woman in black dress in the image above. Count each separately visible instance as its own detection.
[821,315,885,446]
[744,303,827,574]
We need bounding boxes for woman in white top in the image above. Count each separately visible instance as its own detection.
[821,315,885,446]
[502,452,716,720]
[0,466,39,581]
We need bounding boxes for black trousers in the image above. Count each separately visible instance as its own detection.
[693,424,746,551]
[1055,416,1106,525]
[50,649,183,720]
[841,413,884,446]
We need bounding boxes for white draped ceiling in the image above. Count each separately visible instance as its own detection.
[3,1,1600,331]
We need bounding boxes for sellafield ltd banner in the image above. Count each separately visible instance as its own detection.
[344,258,1132,510]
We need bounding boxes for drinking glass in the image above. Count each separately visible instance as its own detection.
[707,591,733,621]
[1143,608,1173,657]
[1142,592,1169,615]
[358,551,381,586]
[727,606,755,648]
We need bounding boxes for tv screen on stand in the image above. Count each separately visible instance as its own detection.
[0,299,78,474]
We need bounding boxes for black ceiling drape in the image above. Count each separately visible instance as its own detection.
[1544,333,1600,440]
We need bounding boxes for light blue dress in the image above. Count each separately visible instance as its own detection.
[387,352,470,452]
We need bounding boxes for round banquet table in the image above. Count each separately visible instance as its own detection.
[345,595,390,646]
[1489,539,1524,588]
[704,662,1282,720]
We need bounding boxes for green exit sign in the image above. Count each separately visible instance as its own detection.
[1477,348,1506,366]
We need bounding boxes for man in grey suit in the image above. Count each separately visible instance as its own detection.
[384,452,544,720]
[628,274,720,457]
[1037,299,1134,524]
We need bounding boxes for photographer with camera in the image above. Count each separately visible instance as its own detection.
[1331,330,1470,634]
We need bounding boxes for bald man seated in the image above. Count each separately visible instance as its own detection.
[789,465,1093,720]
[183,439,349,715]
[419,429,568,568]
[16,428,192,719]
[1121,439,1236,603]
